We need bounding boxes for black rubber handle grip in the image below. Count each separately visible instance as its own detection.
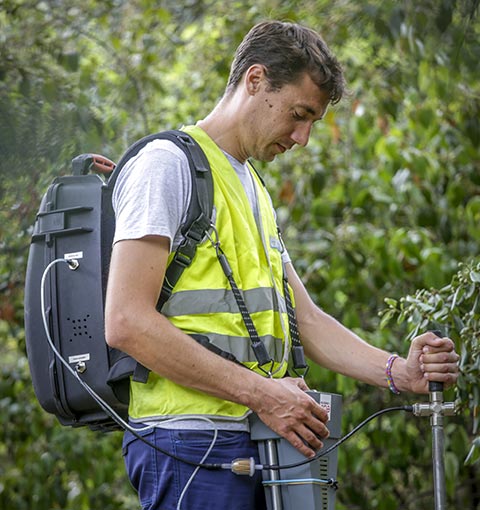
[429,330,444,392]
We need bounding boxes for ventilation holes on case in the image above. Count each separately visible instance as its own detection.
[66,314,93,342]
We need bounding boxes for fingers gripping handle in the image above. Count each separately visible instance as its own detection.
[429,330,444,393]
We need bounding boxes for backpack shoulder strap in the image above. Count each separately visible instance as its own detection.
[107,130,213,384]
[108,129,213,311]
[155,131,213,310]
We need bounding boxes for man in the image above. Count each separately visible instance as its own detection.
[105,20,459,510]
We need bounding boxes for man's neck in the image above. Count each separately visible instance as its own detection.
[197,96,248,163]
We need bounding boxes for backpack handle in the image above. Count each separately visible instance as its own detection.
[72,154,116,176]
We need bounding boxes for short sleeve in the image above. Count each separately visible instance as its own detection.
[112,139,192,252]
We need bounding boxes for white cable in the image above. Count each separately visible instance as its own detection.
[41,258,220,508]
[40,259,222,438]
[40,258,154,432]
[176,421,218,510]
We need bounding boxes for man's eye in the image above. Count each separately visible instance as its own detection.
[293,111,305,121]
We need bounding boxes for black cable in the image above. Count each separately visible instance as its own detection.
[262,405,414,471]
[123,405,414,472]
[41,260,415,473]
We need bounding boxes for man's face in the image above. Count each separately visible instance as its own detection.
[245,72,330,162]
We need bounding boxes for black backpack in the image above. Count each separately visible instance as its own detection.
[24,130,213,431]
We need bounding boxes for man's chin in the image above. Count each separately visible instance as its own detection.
[252,152,276,163]
[265,146,283,161]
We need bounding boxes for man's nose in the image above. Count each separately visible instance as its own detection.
[290,122,312,147]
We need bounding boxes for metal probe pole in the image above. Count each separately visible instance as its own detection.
[266,439,283,510]
[429,380,447,510]
[412,380,455,510]
[411,328,457,510]
[412,330,456,510]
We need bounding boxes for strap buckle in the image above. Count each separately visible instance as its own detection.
[258,359,275,378]
[291,364,310,379]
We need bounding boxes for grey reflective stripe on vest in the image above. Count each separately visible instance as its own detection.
[204,332,284,363]
[161,287,287,316]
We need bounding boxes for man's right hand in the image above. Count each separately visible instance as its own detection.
[248,376,330,458]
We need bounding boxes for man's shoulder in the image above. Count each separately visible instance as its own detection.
[132,137,190,164]
[116,137,192,185]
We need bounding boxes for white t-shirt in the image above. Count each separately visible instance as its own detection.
[113,138,290,264]
[112,139,192,250]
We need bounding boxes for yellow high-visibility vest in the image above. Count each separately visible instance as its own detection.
[129,125,294,421]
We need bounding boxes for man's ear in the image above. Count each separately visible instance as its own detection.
[244,64,267,95]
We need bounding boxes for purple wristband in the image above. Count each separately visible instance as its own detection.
[386,354,401,395]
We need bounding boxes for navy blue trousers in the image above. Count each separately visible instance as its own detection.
[123,427,267,510]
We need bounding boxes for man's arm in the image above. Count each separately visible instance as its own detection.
[286,262,459,393]
[105,236,330,457]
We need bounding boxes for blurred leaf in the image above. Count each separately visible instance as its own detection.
[2,0,479,508]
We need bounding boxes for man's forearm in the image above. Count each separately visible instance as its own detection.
[299,307,394,388]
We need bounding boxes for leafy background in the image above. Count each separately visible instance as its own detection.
[1,0,479,508]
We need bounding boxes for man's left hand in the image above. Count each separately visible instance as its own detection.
[404,332,460,394]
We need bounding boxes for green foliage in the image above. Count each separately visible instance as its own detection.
[0,319,137,510]
[381,259,480,460]
[1,0,479,508]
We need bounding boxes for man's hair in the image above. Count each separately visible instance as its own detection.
[226,20,345,105]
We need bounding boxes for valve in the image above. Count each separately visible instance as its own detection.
[411,400,456,421]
